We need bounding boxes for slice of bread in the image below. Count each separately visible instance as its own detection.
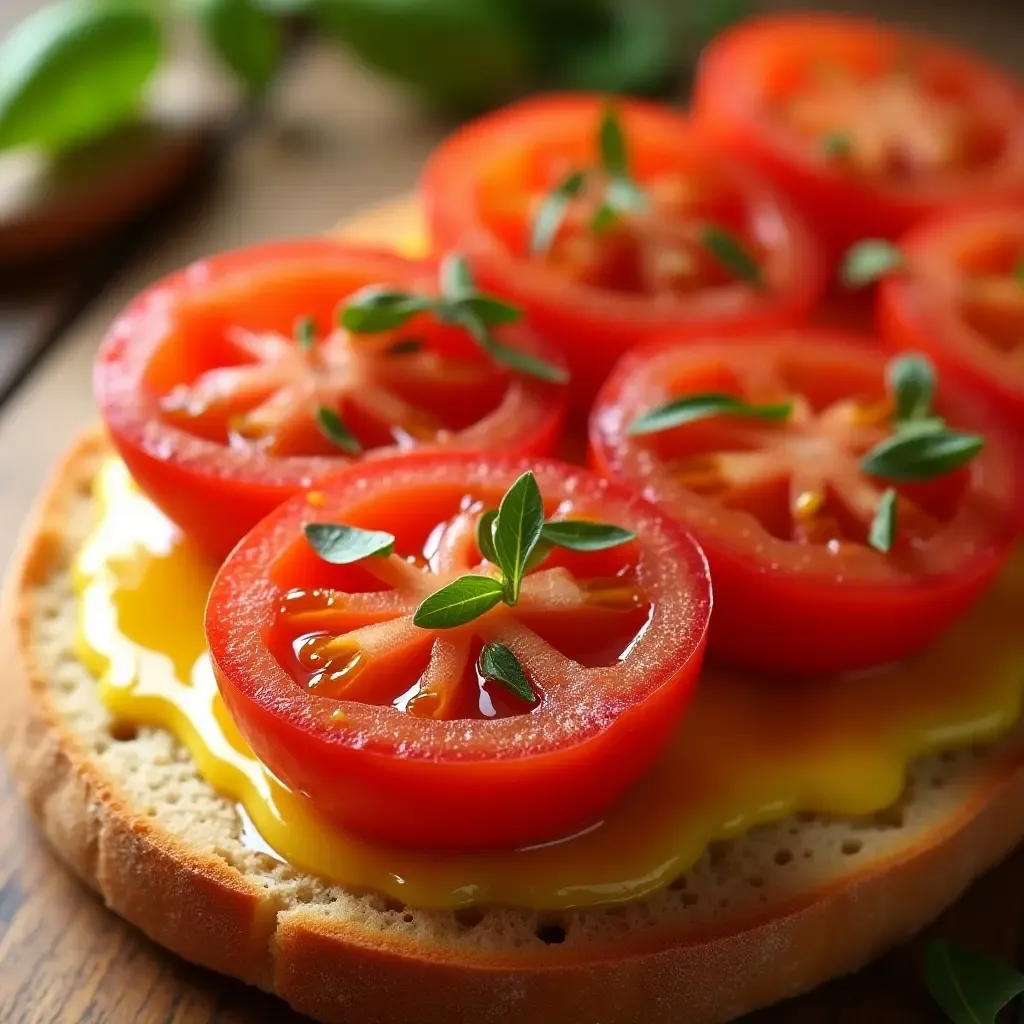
[5,202,1024,1024]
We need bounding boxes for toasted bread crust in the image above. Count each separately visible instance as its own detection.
[4,199,1024,1022]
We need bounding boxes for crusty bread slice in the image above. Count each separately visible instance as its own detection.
[5,201,1024,1024]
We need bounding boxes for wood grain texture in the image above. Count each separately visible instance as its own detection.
[3,2,1024,1020]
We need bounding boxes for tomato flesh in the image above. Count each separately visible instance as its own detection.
[422,94,825,404]
[94,241,567,559]
[205,452,711,850]
[590,331,1021,676]
[693,14,1024,257]
[879,206,1024,429]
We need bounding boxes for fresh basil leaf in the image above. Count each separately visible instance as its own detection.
[820,130,851,158]
[0,1,163,153]
[523,537,553,573]
[455,295,522,328]
[493,471,545,606]
[700,225,763,289]
[605,175,646,214]
[888,353,935,423]
[590,202,618,234]
[598,104,629,179]
[868,488,897,554]
[190,0,282,92]
[476,509,498,563]
[483,337,569,384]
[413,575,503,629]
[295,315,317,351]
[531,169,588,255]
[304,523,394,563]
[439,252,474,301]
[387,338,422,356]
[629,392,793,436]
[842,239,903,289]
[315,407,362,454]
[861,427,983,482]
[340,286,432,333]
[542,520,636,552]
[478,642,536,704]
[924,940,1024,1024]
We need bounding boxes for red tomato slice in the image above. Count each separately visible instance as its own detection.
[94,240,567,559]
[205,452,711,850]
[879,205,1024,429]
[590,331,1021,676]
[693,14,1024,259]
[422,94,825,405]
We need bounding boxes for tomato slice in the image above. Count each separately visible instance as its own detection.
[879,205,1024,429]
[422,94,825,404]
[590,331,1021,676]
[205,452,711,850]
[693,14,1024,258]
[94,240,567,559]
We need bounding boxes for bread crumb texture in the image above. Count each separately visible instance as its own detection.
[7,431,1024,1024]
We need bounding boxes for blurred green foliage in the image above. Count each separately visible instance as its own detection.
[0,0,746,154]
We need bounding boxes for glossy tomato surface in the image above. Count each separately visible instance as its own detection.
[590,331,1021,676]
[206,452,711,850]
[879,205,1024,429]
[94,240,567,560]
[693,15,1024,258]
[422,94,825,404]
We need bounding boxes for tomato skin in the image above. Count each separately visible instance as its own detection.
[205,451,711,851]
[878,206,1024,431]
[422,94,826,406]
[692,14,1024,260]
[94,240,567,561]
[590,330,1022,677]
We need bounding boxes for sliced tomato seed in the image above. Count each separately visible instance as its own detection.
[277,510,647,721]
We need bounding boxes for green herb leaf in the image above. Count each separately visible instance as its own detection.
[598,104,629,179]
[1015,258,1024,286]
[315,407,361,454]
[888,353,935,423]
[523,537,553,574]
[492,471,545,606]
[605,175,646,214]
[476,509,498,563]
[700,225,763,289]
[412,575,504,629]
[531,169,588,255]
[295,315,317,351]
[590,202,618,234]
[841,239,904,289]
[629,392,793,436]
[541,520,636,552]
[454,295,522,328]
[482,337,569,384]
[340,286,432,333]
[0,1,163,153]
[477,642,536,704]
[868,488,897,554]
[439,252,474,301]
[820,130,851,158]
[190,0,282,93]
[861,427,983,482]
[924,939,1024,1024]
[387,338,422,356]
[304,523,394,563]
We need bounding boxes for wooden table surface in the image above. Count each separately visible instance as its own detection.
[3,4,1024,1021]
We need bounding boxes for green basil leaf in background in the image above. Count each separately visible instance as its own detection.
[887,353,935,424]
[541,520,636,552]
[867,488,897,554]
[476,509,498,563]
[311,0,532,111]
[924,939,1024,1024]
[189,0,283,93]
[304,523,395,563]
[841,239,904,290]
[0,0,163,153]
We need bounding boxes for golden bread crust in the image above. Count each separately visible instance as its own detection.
[3,197,1024,1022]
